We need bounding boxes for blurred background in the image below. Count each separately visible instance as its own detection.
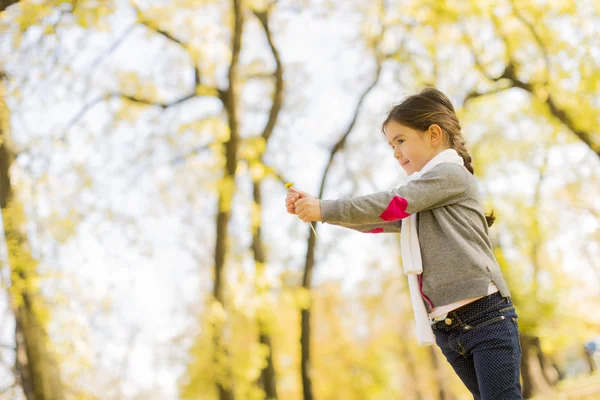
[0,0,599,399]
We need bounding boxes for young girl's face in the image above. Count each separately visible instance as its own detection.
[384,120,439,175]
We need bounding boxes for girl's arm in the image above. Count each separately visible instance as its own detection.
[288,188,399,233]
[320,163,470,225]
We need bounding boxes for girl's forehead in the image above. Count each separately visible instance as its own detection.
[384,121,418,137]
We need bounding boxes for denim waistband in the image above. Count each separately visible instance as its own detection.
[432,292,509,330]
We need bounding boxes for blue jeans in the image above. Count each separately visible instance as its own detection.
[431,292,523,399]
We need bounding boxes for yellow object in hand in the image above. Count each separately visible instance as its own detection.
[309,223,318,238]
[284,181,318,238]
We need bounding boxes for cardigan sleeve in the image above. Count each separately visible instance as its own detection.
[320,164,469,225]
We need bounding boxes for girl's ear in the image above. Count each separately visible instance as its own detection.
[428,124,443,145]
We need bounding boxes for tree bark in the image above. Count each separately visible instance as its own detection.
[252,183,278,400]
[249,9,284,398]
[1,76,65,399]
[211,1,244,399]
[0,0,19,12]
[13,275,64,400]
[520,334,552,399]
[258,331,278,399]
[399,332,423,400]
[429,346,453,400]
[584,344,597,374]
[299,64,382,400]
[536,342,559,386]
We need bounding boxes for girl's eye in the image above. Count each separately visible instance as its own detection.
[397,139,404,145]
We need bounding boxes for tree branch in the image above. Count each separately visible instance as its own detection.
[464,50,598,157]
[61,91,201,138]
[254,9,284,143]
[60,2,222,141]
[464,86,513,104]
[132,1,202,89]
[509,0,550,85]
[490,13,513,63]
[545,94,598,156]
[319,63,382,198]
[459,24,498,82]
[460,12,599,155]
[82,23,138,86]
[0,0,19,13]
[170,142,214,165]
[120,92,198,108]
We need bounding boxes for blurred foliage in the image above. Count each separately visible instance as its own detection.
[0,0,598,399]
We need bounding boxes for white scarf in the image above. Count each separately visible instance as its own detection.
[401,149,464,346]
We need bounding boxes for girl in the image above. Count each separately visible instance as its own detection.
[285,88,522,399]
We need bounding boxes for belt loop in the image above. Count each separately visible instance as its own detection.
[430,313,449,325]
[453,312,464,326]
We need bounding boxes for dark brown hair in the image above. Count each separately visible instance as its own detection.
[382,87,495,227]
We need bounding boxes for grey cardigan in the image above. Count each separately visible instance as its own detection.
[320,163,510,311]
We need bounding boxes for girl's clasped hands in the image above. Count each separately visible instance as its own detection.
[285,185,322,222]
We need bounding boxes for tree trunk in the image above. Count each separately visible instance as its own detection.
[1,77,65,399]
[1,0,19,13]
[249,8,283,398]
[211,1,244,398]
[520,334,551,399]
[429,346,453,400]
[258,331,278,399]
[252,182,278,400]
[399,332,423,400]
[584,344,597,374]
[298,63,382,400]
[535,340,559,386]
[517,161,556,397]
[300,234,317,400]
[13,287,64,400]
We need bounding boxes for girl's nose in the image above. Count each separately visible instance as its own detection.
[394,147,402,159]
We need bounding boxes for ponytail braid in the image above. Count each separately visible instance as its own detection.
[448,131,496,227]
[449,134,495,226]
[449,132,474,175]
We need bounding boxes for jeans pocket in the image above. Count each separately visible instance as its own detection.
[463,314,506,331]
[499,305,515,313]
